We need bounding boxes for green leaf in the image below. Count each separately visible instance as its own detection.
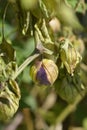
[65,0,77,8]
[66,0,86,13]
[22,66,32,83]
[0,20,16,40]
[14,37,35,65]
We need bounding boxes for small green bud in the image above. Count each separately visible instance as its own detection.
[60,39,82,75]
[30,59,58,86]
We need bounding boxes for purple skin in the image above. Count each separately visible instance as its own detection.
[36,66,50,85]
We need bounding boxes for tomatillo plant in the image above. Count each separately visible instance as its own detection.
[0,0,87,127]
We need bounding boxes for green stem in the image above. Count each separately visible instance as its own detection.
[54,92,86,127]
[48,92,86,130]
[14,53,40,79]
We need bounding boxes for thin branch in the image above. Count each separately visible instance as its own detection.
[4,112,23,130]
[53,91,86,127]
[14,53,40,79]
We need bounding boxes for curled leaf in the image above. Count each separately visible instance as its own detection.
[0,80,21,122]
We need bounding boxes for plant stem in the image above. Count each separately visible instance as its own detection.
[14,53,40,79]
[48,92,86,130]
[55,92,86,126]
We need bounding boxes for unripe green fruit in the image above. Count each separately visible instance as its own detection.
[30,59,58,86]
[55,73,83,103]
